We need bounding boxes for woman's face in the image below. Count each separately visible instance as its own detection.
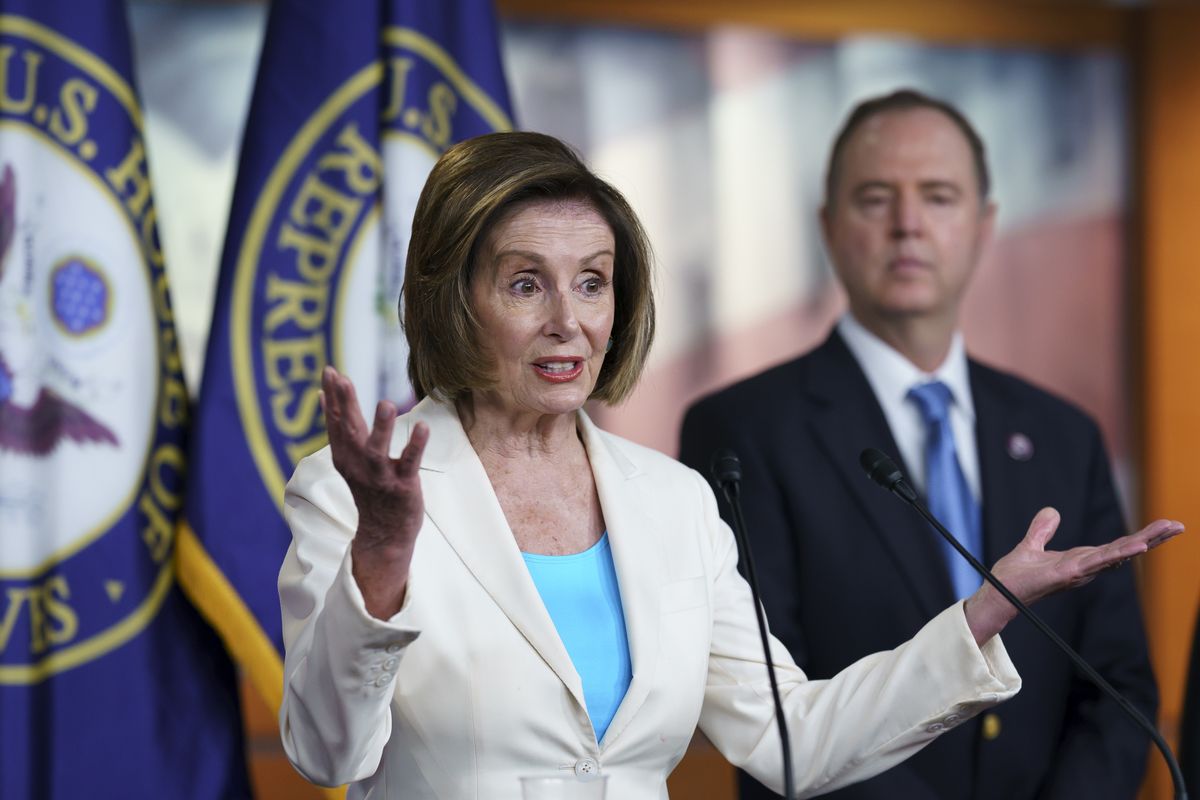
[470,198,616,420]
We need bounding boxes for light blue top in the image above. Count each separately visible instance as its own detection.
[522,532,632,741]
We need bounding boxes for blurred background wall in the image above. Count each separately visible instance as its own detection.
[123,1,1200,797]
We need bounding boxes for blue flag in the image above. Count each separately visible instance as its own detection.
[0,2,250,798]
[181,0,513,734]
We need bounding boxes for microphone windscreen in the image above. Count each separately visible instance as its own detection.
[860,448,903,489]
[710,448,742,486]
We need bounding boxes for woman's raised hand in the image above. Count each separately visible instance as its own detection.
[322,365,429,618]
[964,508,1183,645]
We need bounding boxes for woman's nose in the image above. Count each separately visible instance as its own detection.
[542,290,580,338]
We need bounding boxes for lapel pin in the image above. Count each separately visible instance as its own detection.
[1007,432,1034,462]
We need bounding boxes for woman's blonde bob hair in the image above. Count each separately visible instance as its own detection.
[402,131,655,405]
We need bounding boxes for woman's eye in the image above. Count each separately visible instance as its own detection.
[580,277,607,296]
[511,277,537,294]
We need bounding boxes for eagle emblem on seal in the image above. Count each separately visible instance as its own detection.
[0,163,119,456]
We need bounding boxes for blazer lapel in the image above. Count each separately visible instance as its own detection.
[407,399,587,712]
[804,334,956,617]
[970,363,1034,565]
[576,412,664,750]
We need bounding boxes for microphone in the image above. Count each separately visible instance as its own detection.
[859,448,1189,800]
[710,449,795,800]
[859,447,915,502]
[710,449,742,494]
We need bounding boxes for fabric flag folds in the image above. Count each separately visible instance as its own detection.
[180,0,513,746]
[0,2,250,798]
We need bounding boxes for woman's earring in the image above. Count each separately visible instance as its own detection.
[605,338,614,354]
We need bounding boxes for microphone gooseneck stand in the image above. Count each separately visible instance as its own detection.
[710,449,796,800]
[859,447,1189,800]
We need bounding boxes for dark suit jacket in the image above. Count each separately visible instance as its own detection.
[679,331,1157,800]
[1182,608,1200,796]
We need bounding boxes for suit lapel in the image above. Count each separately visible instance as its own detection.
[970,363,1034,565]
[576,412,663,750]
[409,399,587,712]
[804,334,956,617]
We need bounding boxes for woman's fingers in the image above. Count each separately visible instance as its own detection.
[395,421,430,479]
[322,365,430,490]
[322,368,353,457]
[1070,519,1183,576]
[1021,507,1061,552]
[367,400,398,454]
[1136,518,1185,548]
[333,369,365,435]
[324,366,395,454]
[323,365,362,444]
[1074,539,1145,575]
[320,366,341,424]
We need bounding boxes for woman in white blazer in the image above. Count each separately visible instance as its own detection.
[278,131,1180,800]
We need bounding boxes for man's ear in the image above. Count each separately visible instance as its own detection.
[819,203,833,246]
[979,200,998,246]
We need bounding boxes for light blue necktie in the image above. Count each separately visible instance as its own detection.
[908,381,983,600]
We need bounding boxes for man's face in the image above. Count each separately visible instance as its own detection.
[821,107,995,333]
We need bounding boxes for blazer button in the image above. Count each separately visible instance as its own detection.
[574,757,600,780]
[981,712,1002,741]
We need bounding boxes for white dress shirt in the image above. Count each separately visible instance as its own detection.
[837,314,981,502]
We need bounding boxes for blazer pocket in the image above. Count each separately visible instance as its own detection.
[660,576,708,615]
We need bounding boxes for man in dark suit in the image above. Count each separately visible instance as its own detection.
[679,90,1157,799]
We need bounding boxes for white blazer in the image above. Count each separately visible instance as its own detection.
[279,398,1020,799]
